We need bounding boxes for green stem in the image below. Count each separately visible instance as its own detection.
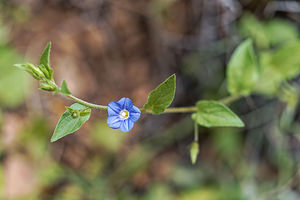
[219,95,241,105]
[194,122,199,142]
[65,94,107,110]
[141,95,241,114]
[62,93,241,114]
[80,107,91,113]
[141,106,198,114]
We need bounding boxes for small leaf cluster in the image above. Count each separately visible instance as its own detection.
[14,42,76,141]
[238,14,300,100]
[14,43,57,92]
[229,14,300,129]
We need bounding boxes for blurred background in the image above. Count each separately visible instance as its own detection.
[1,0,300,199]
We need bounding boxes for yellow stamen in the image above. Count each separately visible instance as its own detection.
[120,110,129,119]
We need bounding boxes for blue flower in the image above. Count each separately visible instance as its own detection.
[107,98,141,132]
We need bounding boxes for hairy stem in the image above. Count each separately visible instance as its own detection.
[61,92,241,114]
[141,106,198,114]
[64,94,107,110]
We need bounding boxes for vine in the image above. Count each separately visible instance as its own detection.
[15,38,299,164]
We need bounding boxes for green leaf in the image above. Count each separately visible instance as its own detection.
[265,19,298,45]
[227,39,259,96]
[39,42,53,79]
[271,41,300,79]
[239,13,269,48]
[254,41,300,95]
[144,74,176,114]
[40,42,51,67]
[51,103,91,142]
[192,101,244,128]
[60,80,71,95]
[253,52,283,95]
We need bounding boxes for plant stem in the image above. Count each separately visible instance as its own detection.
[194,122,199,142]
[141,95,241,114]
[61,93,241,114]
[64,94,107,110]
[219,95,241,105]
[141,106,198,114]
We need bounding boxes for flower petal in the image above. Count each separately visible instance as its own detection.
[130,105,141,113]
[107,101,121,116]
[118,98,133,110]
[120,119,134,132]
[129,106,141,122]
[107,116,122,129]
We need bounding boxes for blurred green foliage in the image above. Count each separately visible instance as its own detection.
[227,39,259,96]
[239,13,300,98]
[0,23,30,108]
[91,120,127,152]
[239,13,298,48]
[0,46,30,108]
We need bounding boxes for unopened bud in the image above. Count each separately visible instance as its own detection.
[40,83,57,91]
[38,64,50,79]
[190,141,199,165]
[65,106,80,119]
[27,63,46,80]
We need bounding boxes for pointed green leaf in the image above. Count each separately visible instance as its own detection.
[192,101,244,128]
[51,103,91,142]
[39,42,53,80]
[227,39,259,96]
[60,80,71,95]
[40,42,51,67]
[144,74,176,114]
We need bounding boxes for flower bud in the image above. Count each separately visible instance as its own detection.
[40,83,57,91]
[190,141,199,165]
[65,106,80,119]
[38,64,51,79]
[26,63,46,80]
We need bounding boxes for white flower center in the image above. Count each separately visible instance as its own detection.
[120,110,129,119]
